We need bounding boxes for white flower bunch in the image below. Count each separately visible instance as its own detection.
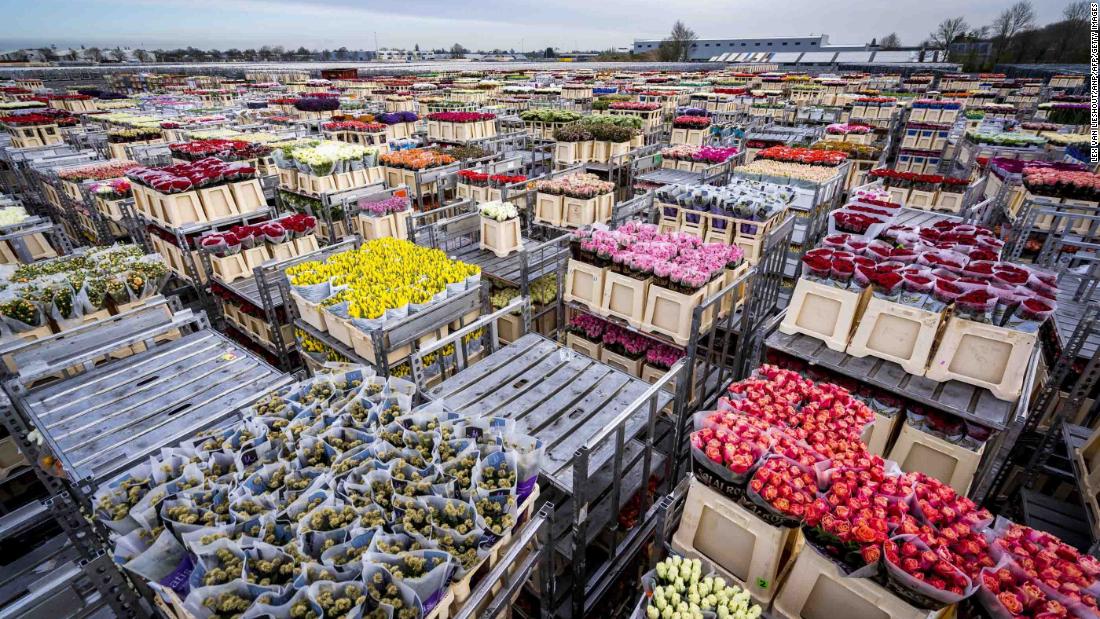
[647,556,761,619]
[479,201,518,222]
[291,140,371,166]
[0,206,29,227]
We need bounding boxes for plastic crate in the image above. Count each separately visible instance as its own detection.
[672,477,801,605]
[780,279,869,352]
[846,297,943,376]
[887,422,984,495]
[772,544,947,619]
[924,316,1036,402]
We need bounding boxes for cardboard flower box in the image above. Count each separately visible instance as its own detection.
[553,141,582,165]
[197,185,237,220]
[932,189,964,214]
[672,477,801,606]
[154,190,206,227]
[322,306,354,347]
[297,172,338,195]
[241,246,271,272]
[590,140,611,163]
[670,128,707,147]
[350,326,411,366]
[642,283,709,346]
[210,253,249,284]
[845,297,943,376]
[562,195,599,228]
[269,240,297,261]
[497,312,523,344]
[277,168,298,191]
[290,289,325,331]
[861,411,901,457]
[356,213,399,240]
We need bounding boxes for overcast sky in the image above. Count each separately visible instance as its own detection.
[0,0,1083,52]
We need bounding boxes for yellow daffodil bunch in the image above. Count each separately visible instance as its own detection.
[288,239,480,321]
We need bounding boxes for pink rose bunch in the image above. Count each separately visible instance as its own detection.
[358,195,410,217]
[660,145,739,164]
[825,123,873,135]
[534,173,613,199]
[58,160,140,182]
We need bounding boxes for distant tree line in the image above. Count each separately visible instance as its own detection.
[918,1,1091,70]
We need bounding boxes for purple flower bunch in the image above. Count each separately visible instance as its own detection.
[294,97,340,112]
[676,106,708,117]
[377,111,419,125]
[358,195,410,217]
[646,343,685,369]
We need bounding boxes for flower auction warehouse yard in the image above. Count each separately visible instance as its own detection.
[0,23,1096,619]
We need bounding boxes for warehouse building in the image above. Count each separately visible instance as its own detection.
[632,34,869,61]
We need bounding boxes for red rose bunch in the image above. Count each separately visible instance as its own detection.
[261,221,287,244]
[672,115,711,129]
[757,146,848,166]
[489,173,526,185]
[832,210,886,235]
[322,120,385,133]
[749,457,817,521]
[0,111,77,126]
[690,412,771,478]
[168,138,271,162]
[278,213,316,237]
[979,563,1071,618]
[427,111,496,123]
[884,535,972,598]
[994,523,1100,611]
[126,157,257,193]
[457,169,489,185]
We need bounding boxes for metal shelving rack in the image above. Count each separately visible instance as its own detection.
[276,180,387,245]
[0,300,289,618]
[411,300,678,619]
[277,240,489,377]
[0,215,72,263]
[207,237,359,370]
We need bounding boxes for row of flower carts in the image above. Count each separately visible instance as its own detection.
[0,66,1096,619]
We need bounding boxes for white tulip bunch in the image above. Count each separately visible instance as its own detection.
[646,556,761,619]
